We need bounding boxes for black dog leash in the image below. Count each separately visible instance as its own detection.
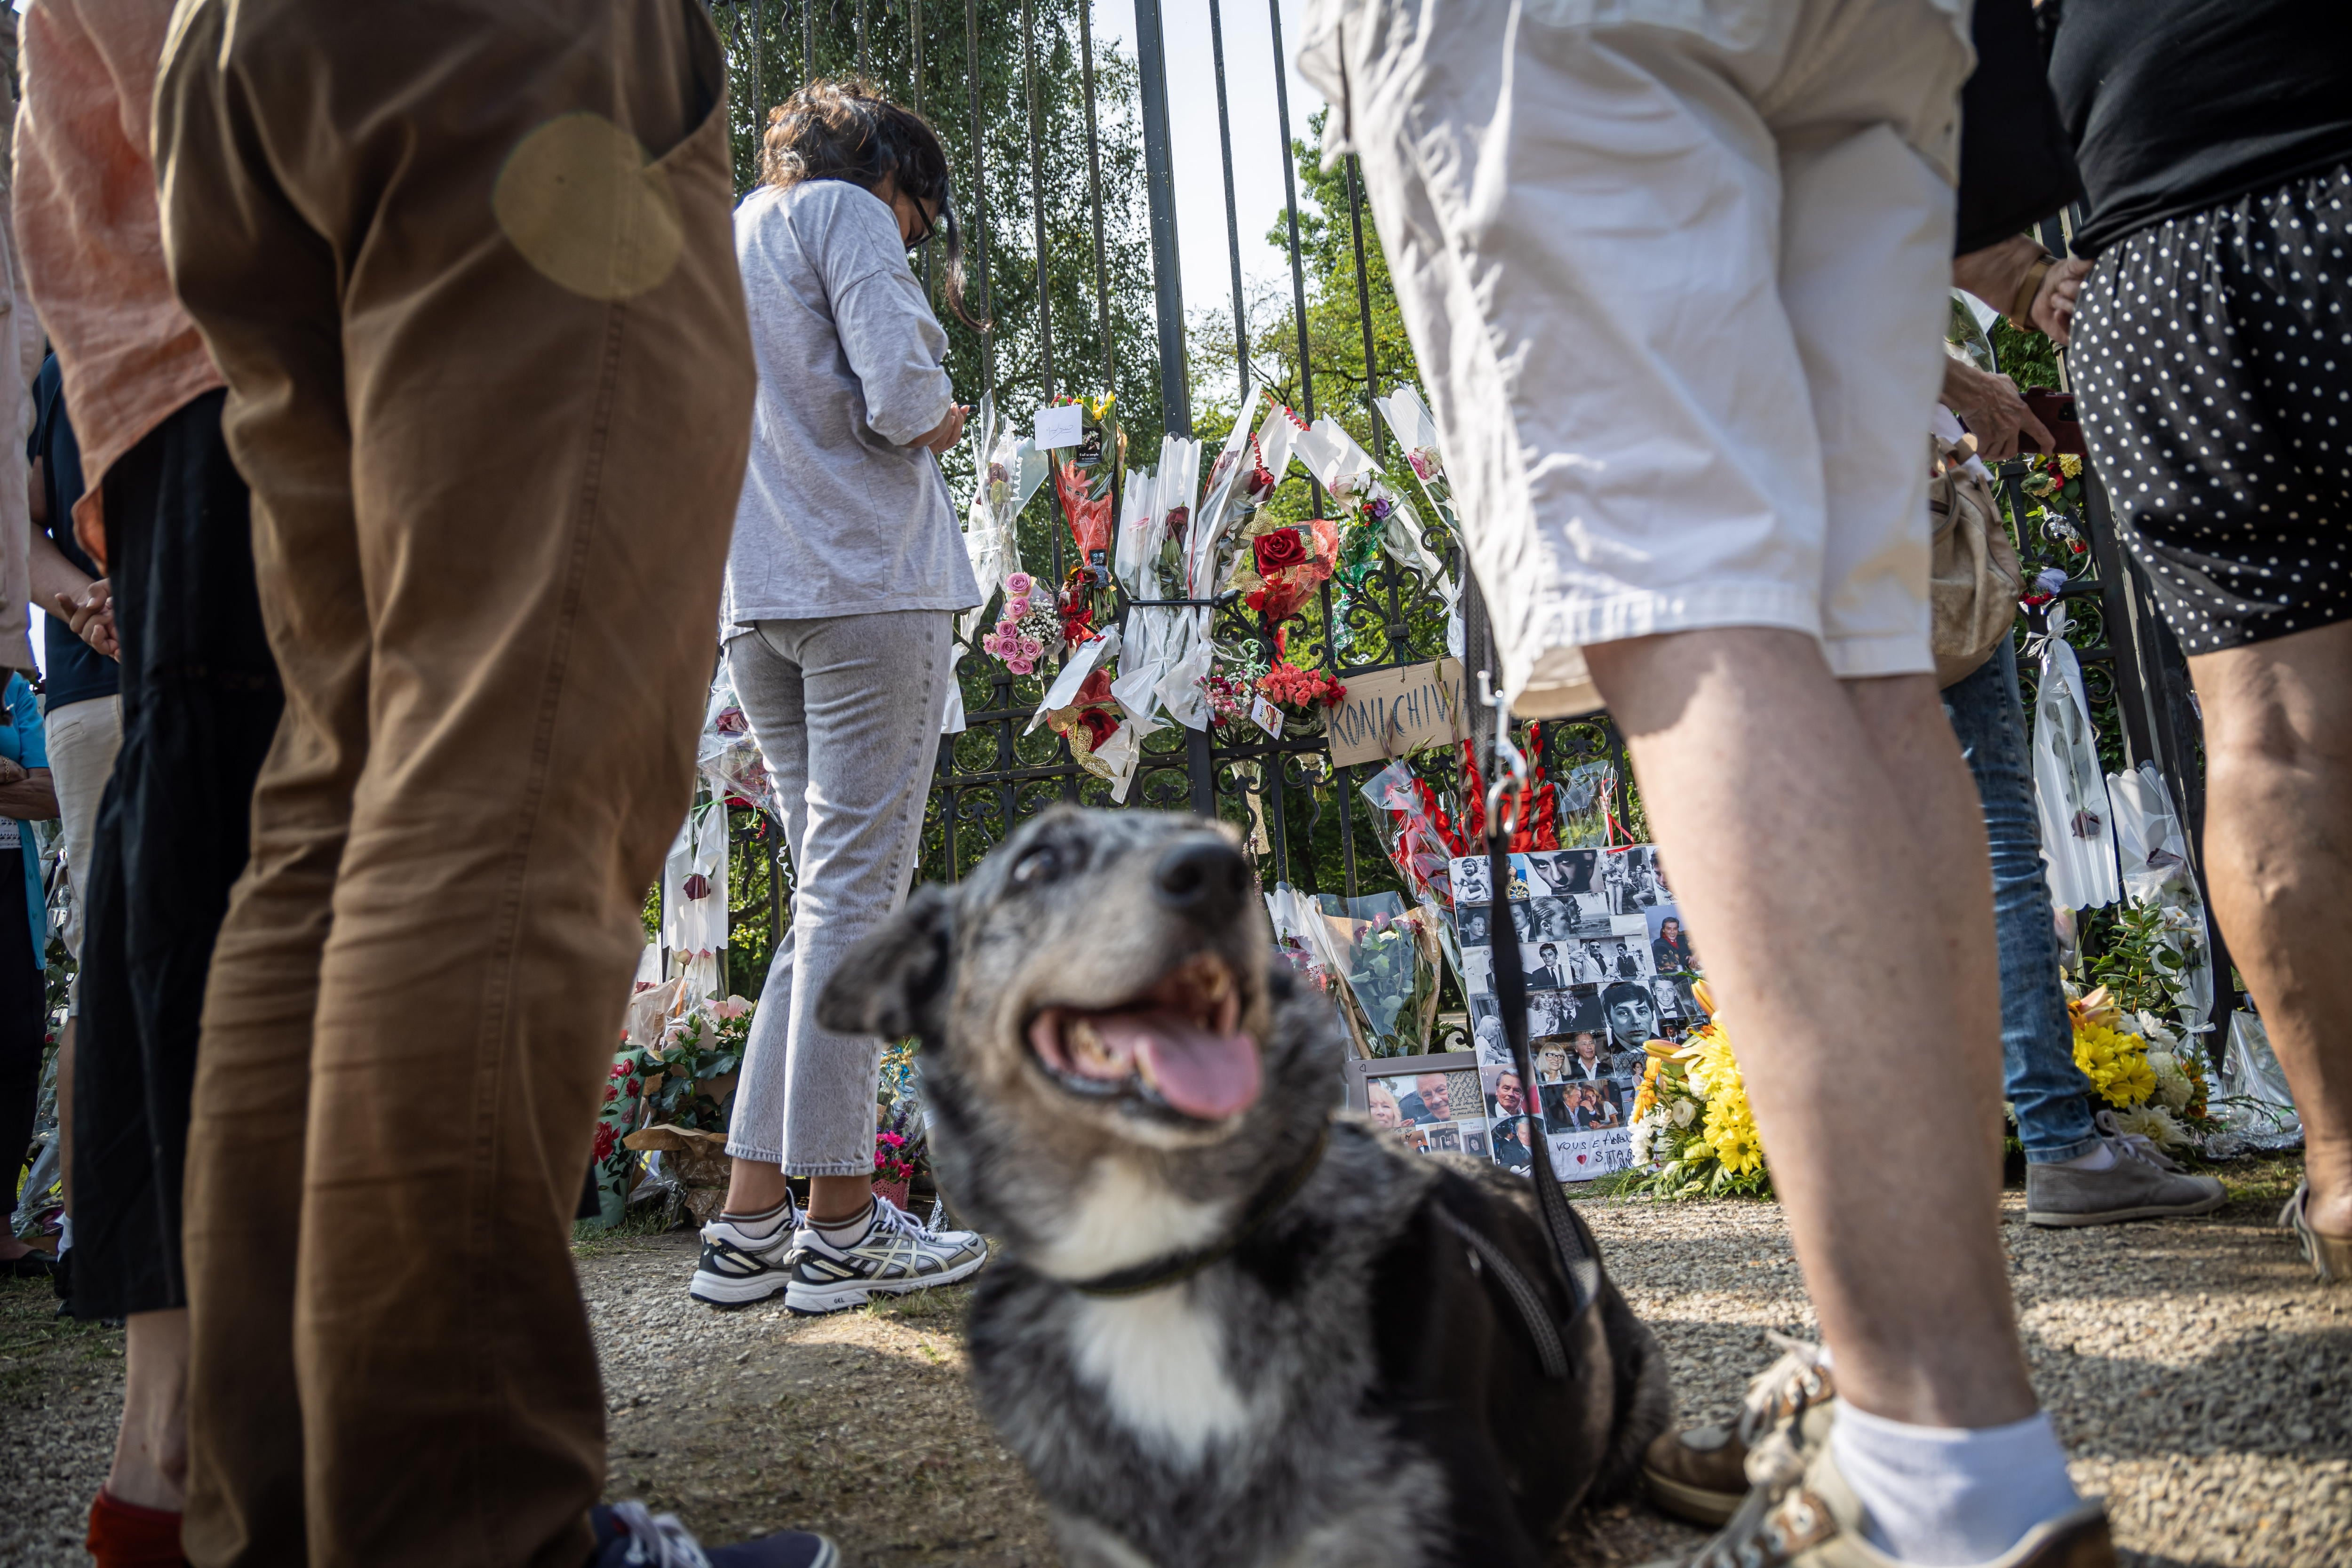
[1478,681,1603,1348]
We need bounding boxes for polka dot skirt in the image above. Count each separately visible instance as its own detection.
[2070,161,2352,653]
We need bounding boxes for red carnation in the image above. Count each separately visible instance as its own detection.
[1077,708,1120,750]
[1254,529,1308,572]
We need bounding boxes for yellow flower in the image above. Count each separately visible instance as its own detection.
[1701,1086,1763,1176]
[2057,454,2082,478]
[2072,1017,2156,1108]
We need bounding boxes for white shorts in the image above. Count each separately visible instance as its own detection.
[43,693,123,1005]
[1303,0,1973,716]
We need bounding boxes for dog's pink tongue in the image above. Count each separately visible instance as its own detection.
[1095,1012,1261,1120]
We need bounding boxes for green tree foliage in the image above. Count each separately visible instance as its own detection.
[713,0,1167,486]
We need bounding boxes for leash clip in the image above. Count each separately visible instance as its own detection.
[1478,671,1528,841]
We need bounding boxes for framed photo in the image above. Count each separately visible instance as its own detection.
[1349,1052,1486,1158]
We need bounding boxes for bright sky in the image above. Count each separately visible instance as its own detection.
[1091,0,1327,362]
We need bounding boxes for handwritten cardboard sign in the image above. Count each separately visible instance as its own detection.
[1326,658,1463,768]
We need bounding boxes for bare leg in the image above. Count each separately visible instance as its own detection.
[721,1162,866,1226]
[2190,620,2352,1239]
[105,1306,190,1511]
[1584,628,2033,1428]
[722,1157,791,1216]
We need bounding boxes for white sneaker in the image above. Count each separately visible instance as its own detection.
[688,1204,800,1307]
[784,1197,989,1315]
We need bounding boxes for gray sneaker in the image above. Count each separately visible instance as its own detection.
[2025,1114,2225,1228]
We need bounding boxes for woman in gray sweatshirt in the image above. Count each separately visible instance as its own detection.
[690,80,990,1315]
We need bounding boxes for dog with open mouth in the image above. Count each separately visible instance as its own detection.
[818,806,1670,1567]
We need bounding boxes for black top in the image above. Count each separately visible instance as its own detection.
[2049,0,2352,255]
[28,356,120,712]
[1955,0,2081,256]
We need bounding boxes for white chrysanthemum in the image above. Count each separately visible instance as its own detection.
[2135,1012,2182,1052]
[2113,1102,2190,1153]
[2146,1050,2195,1112]
[1629,1122,1653,1165]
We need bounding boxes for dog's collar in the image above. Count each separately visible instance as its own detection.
[1061,1120,1334,1299]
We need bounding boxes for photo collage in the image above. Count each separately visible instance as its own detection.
[1446,846,1701,1181]
[1360,1066,1492,1160]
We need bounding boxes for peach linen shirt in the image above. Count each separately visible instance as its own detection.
[13,0,226,567]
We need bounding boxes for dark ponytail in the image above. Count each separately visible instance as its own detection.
[763,77,989,334]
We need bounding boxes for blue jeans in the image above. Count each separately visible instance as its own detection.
[1943,640,2102,1163]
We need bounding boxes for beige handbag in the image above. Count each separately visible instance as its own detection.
[1929,437,2025,687]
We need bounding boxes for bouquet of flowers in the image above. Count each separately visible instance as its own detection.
[979,571,1061,676]
[1259,661,1345,718]
[695,670,771,812]
[1358,758,1469,909]
[1316,892,1445,1059]
[590,989,755,1225]
[1049,390,1123,579]
[1041,667,1132,785]
[2060,984,2217,1154]
[960,397,1051,645]
[1231,510,1341,626]
[1628,980,1771,1198]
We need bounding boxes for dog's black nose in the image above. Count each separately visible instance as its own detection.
[1154,837,1248,919]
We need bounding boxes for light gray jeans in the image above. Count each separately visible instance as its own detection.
[724,611,950,1175]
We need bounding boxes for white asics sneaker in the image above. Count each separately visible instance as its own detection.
[688,1204,800,1308]
[784,1197,989,1315]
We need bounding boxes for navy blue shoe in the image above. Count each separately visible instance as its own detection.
[590,1501,840,1568]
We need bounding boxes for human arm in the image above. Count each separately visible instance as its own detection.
[1952,234,2091,344]
[0,766,58,821]
[1938,356,2053,460]
[817,188,962,450]
[28,515,99,618]
[52,578,117,659]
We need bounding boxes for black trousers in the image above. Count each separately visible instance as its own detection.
[0,848,47,1200]
[68,391,282,1319]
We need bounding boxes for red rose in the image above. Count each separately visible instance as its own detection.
[1254,529,1308,573]
[592,1123,619,1164]
[682,873,710,900]
[604,1084,620,1104]
[1077,708,1120,750]
[1075,669,1115,706]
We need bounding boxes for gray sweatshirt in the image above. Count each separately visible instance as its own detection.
[721,180,980,630]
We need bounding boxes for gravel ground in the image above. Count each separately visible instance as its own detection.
[6,1154,2344,1566]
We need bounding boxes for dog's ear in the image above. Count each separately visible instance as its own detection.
[817,882,957,1043]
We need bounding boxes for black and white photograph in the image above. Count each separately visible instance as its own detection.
[1471,1012,1511,1065]
[1454,903,1494,948]
[1647,905,1699,975]
[1525,940,1573,990]
[1600,844,1672,915]
[1450,854,1493,907]
[1426,1124,1462,1154]
[1526,990,1587,1040]
[1562,934,1652,983]
[1460,1127,1489,1159]
[1651,973,1698,1022]
[1526,847,1599,898]
[1527,892,1611,940]
[1601,979,1664,1053]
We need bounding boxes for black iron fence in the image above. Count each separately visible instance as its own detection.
[702,1,2219,1022]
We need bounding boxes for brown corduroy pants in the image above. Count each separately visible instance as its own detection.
[153,4,753,1564]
